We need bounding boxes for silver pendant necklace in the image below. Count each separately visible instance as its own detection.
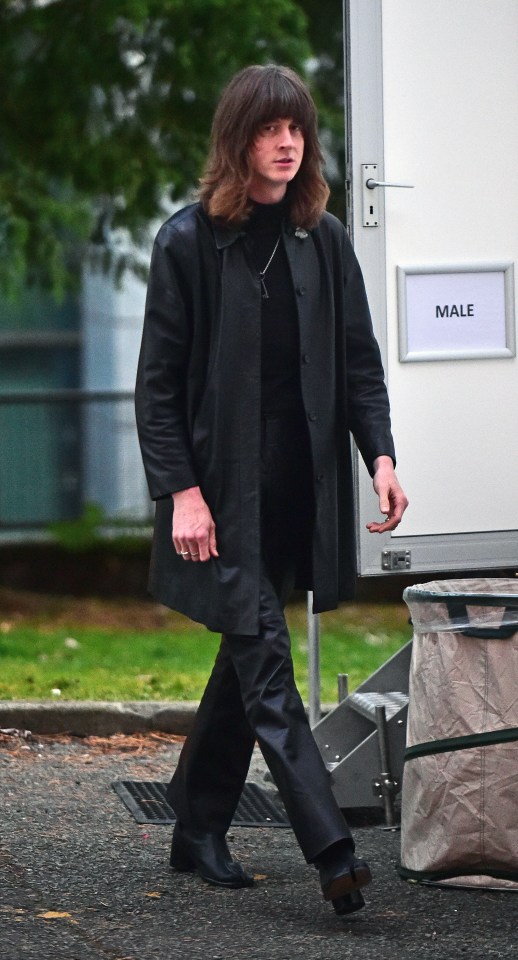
[258,235,281,300]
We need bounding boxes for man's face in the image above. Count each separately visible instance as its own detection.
[248,117,304,202]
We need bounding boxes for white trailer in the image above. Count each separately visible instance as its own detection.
[310,1,518,811]
[346,0,518,578]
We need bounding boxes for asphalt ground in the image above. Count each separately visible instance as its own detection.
[1,729,517,960]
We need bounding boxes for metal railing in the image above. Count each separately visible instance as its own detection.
[0,390,152,533]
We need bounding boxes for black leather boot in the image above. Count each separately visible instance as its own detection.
[315,840,372,909]
[170,821,254,889]
[319,855,372,903]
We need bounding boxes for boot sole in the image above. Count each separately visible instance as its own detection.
[332,889,366,916]
[170,861,254,889]
[197,871,255,889]
[170,843,254,888]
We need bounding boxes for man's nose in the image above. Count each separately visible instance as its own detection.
[279,124,296,147]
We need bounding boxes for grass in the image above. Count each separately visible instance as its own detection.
[0,590,412,703]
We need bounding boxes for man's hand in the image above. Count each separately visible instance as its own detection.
[366,456,408,534]
[172,486,219,562]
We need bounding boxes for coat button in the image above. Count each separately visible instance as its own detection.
[297,285,307,296]
[308,411,317,422]
[316,472,325,482]
[302,353,310,364]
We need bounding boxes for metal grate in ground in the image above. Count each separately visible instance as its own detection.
[112,780,290,827]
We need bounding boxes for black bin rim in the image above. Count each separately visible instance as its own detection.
[404,577,518,608]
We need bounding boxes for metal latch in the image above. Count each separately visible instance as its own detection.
[382,550,411,571]
[362,163,414,227]
[362,164,380,226]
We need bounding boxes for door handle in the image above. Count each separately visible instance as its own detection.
[366,178,414,189]
[362,163,414,227]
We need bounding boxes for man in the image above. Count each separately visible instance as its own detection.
[135,64,408,916]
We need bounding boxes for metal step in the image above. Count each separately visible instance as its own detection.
[312,640,412,810]
[348,690,409,722]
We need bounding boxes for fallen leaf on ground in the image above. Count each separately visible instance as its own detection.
[253,874,268,881]
[36,911,75,921]
[144,892,161,898]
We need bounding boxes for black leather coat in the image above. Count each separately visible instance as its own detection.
[135,203,395,634]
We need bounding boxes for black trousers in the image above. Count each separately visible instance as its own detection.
[166,412,351,863]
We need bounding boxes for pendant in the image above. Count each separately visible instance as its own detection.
[259,275,269,300]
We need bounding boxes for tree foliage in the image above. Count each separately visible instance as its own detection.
[0,0,345,299]
[301,0,346,220]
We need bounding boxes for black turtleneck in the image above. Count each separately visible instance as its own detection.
[245,200,302,416]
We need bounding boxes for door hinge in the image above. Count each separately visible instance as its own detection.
[381,549,411,571]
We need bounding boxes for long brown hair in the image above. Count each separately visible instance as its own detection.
[199,65,329,229]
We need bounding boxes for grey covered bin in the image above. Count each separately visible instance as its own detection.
[399,578,518,889]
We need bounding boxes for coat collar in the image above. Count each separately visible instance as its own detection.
[212,220,243,249]
[210,214,305,250]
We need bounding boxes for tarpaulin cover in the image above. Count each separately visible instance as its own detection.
[399,578,518,889]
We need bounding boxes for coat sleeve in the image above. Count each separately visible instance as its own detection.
[340,230,396,475]
[135,224,198,500]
